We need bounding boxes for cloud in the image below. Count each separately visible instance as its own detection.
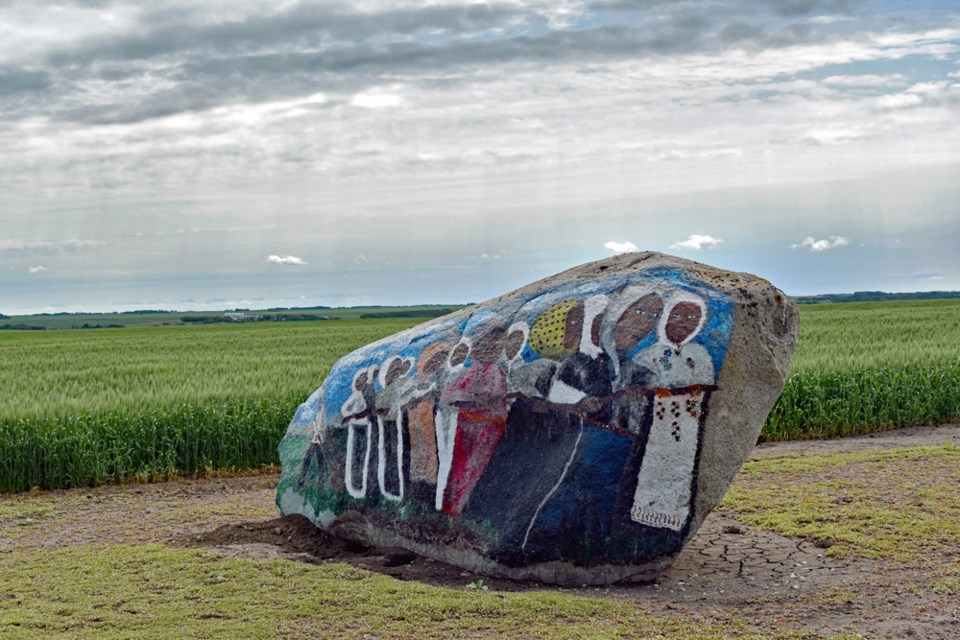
[670,234,723,250]
[791,235,849,251]
[267,254,307,266]
[762,0,855,18]
[0,239,103,255]
[15,0,881,128]
[801,127,866,145]
[350,90,403,109]
[29,265,48,274]
[822,74,906,87]
[604,240,639,254]
[0,67,50,97]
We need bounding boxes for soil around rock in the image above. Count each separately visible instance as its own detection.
[4,423,959,639]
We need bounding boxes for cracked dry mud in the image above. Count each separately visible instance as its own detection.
[3,424,959,639]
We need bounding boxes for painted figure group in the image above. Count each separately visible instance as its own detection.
[296,276,730,565]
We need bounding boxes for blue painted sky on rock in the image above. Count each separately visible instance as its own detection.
[1,0,958,314]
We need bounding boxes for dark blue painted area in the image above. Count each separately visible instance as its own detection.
[523,425,635,561]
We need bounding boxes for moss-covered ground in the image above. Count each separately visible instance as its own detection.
[721,444,960,565]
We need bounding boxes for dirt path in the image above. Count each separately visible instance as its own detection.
[2,423,958,639]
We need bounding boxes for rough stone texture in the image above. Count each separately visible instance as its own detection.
[276,252,798,585]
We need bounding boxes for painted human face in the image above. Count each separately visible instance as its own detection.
[449,342,469,367]
[614,293,663,351]
[563,304,585,352]
[665,301,702,345]
[504,329,525,360]
[384,357,411,385]
[418,343,451,377]
[354,370,367,391]
[472,326,507,364]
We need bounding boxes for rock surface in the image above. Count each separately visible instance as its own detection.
[276,252,798,584]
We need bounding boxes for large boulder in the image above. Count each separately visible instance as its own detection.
[277,252,798,584]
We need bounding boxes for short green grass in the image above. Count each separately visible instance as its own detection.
[0,545,846,640]
[720,444,960,563]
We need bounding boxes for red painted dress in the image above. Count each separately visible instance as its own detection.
[438,362,508,516]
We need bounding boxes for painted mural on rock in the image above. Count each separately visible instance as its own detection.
[278,266,733,569]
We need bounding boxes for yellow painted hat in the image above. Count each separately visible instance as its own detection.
[529,299,580,361]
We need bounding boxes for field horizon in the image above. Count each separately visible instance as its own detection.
[4,290,960,331]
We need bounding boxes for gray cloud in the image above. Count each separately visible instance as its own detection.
[5,0,887,127]
[0,239,104,256]
[47,2,524,67]
[0,67,51,96]
[757,0,853,17]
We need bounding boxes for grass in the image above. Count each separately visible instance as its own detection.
[720,444,960,563]
[0,544,858,640]
[9,441,949,639]
[761,299,960,440]
[0,319,418,493]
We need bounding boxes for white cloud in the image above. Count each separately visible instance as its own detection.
[874,92,924,110]
[604,241,639,254]
[823,74,907,87]
[350,90,403,109]
[801,126,867,145]
[267,254,307,266]
[791,236,849,251]
[670,235,723,251]
[29,265,47,274]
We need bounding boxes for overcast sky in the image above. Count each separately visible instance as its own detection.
[2,0,959,314]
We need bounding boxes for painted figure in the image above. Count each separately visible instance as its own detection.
[343,367,378,499]
[438,325,509,516]
[630,292,714,532]
[375,356,413,502]
[403,341,451,504]
[297,390,327,489]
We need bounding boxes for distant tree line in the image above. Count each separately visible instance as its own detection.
[794,291,960,304]
[72,323,126,329]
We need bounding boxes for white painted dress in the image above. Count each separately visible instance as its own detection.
[630,298,714,532]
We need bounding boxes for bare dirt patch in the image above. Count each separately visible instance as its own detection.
[3,424,959,639]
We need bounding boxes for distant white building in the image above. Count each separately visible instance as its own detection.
[223,312,261,322]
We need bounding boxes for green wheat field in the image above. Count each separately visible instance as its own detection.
[2,300,958,493]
